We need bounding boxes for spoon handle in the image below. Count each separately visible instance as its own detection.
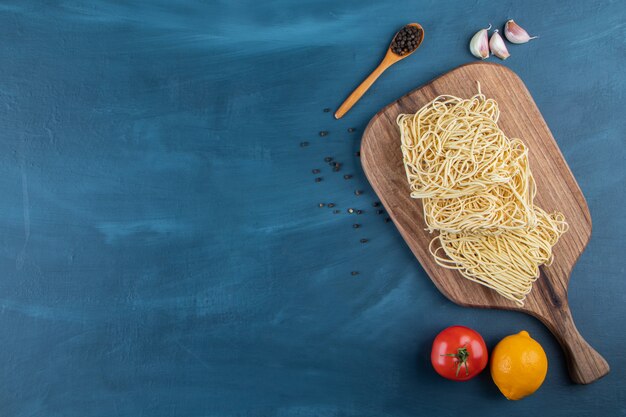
[335,57,393,119]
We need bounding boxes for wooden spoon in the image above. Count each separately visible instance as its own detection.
[335,23,424,119]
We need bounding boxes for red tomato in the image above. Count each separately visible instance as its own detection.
[431,325,488,381]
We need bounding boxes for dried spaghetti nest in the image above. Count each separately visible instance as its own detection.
[398,86,568,305]
[429,208,568,305]
[422,139,537,234]
[398,93,519,199]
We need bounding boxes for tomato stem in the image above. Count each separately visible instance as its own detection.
[441,345,470,377]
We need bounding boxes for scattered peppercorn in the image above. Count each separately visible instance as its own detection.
[319,203,325,208]
[315,177,322,182]
[323,108,331,113]
[355,151,360,157]
[376,209,384,215]
[360,238,369,244]
[351,271,359,276]
[324,157,333,162]
[343,174,353,180]
[333,210,340,214]
[353,224,360,229]
[385,217,392,223]
[356,210,363,215]
[300,141,309,147]
[333,164,341,172]
[328,203,335,208]
[312,169,320,174]
[355,190,363,196]
[372,202,380,207]
[319,131,328,137]
[348,128,356,133]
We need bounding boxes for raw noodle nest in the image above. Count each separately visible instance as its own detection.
[399,94,521,199]
[422,139,537,234]
[429,208,568,304]
[397,89,569,306]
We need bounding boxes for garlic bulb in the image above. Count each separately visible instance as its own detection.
[489,30,510,60]
[504,20,538,44]
[469,24,491,59]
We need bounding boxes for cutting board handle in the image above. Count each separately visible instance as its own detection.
[540,304,609,384]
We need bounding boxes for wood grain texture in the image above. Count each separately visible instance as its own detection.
[360,62,609,384]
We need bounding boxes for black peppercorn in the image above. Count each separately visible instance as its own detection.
[351,271,359,276]
[323,108,330,113]
[360,238,368,243]
[343,174,352,180]
[315,177,322,182]
[328,203,335,208]
[356,210,363,215]
[348,127,356,133]
[319,203,325,208]
[390,24,422,56]
[324,157,333,162]
[312,169,320,174]
[319,131,328,137]
[355,190,363,196]
[376,209,384,215]
[300,141,309,147]
[372,202,380,207]
[353,224,360,229]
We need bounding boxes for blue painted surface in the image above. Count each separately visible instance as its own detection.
[0,1,624,416]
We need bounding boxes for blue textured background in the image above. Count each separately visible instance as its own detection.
[1,1,624,416]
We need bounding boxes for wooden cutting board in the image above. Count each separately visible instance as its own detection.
[360,62,609,384]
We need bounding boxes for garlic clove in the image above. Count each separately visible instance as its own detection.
[504,19,538,44]
[469,24,491,59]
[489,30,510,60]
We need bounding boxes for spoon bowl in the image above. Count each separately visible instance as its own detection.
[335,23,424,119]
[387,23,424,62]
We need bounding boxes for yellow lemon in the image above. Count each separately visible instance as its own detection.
[490,330,548,400]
